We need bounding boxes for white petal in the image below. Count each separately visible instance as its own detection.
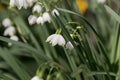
[10,35,19,41]
[33,5,42,13]
[50,35,59,46]
[43,12,51,23]
[28,15,37,25]
[4,26,15,36]
[8,42,12,46]
[46,34,57,42]
[9,0,16,7]
[46,34,66,46]
[16,0,24,9]
[97,0,106,3]
[52,9,60,17]
[36,17,44,24]
[58,35,65,46]
[31,76,43,80]
[2,18,12,27]
[27,0,37,6]
[66,41,74,49]
[23,0,28,9]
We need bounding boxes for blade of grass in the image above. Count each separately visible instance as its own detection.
[0,48,30,80]
[0,36,51,62]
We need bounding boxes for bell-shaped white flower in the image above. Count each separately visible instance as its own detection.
[46,34,66,46]
[52,9,60,17]
[43,12,51,23]
[27,0,37,7]
[9,0,16,8]
[33,4,42,13]
[9,0,36,9]
[28,15,37,25]
[8,35,19,46]
[10,35,19,41]
[36,16,44,24]
[15,0,24,9]
[2,18,12,27]
[66,41,74,49]
[23,0,29,9]
[31,76,43,80]
[97,0,106,3]
[4,26,15,36]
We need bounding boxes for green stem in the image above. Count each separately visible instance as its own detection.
[64,48,81,80]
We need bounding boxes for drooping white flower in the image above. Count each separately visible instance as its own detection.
[4,26,15,36]
[10,35,19,41]
[31,76,43,80]
[2,18,12,27]
[97,0,106,3]
[23,0,29,9]
[66,41,74,49]
[46,34,66,46]
[15,0,24,9]
[8,35,19,46]
[36,16,44,24]
[28,15,37,25]
[27,0,37,7]
[9,0,36,9]
[43,12,51,23]
[33,4,42,13]
[9,0,16,8]
[52,9,60,17]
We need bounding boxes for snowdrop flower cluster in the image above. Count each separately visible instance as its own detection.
[28,4,51,25]
[31,76,43,80]
[46,33,74,49]
[36,12,51,25]
[28,3,60,25]
[9,0,37,9]
[97,0,106,3]
[2,18,19,45]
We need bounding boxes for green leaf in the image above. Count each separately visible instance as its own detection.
[104,5,120,23]
[0,48,30,80]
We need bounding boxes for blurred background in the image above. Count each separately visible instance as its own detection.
[0,0,120,80]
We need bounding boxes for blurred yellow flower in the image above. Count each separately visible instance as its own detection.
[76,0,88,14]
[0,4,3,11]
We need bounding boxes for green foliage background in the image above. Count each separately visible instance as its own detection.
[0,0,120,80]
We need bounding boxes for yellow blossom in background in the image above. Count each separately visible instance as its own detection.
[0,3,4,11]
[76,0,88,14]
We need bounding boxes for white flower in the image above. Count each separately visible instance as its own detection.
[33,4,42,13]
[43,12,51,23]
[15,0,24,9]
[10,35,19,41]
[9,0,16,8]
[97,0,106,3]
[8,35,19,46]
[2,18,12,27]
[9,0,36,9]
[31,76,43,80]
[27,0,37,7]
[52,9,60,17]
[66,41,74,49]
[46,34,66,46]
[36,17,44,24]
[4,26,15,36]
[28,15,37,25]
[23,0,29,9]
